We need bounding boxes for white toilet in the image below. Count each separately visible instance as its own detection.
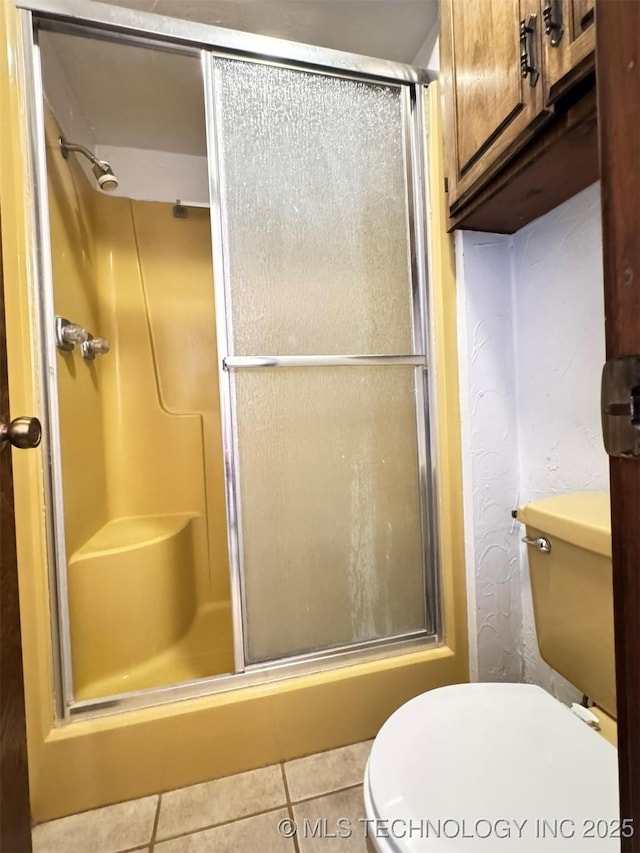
[364,493,620,851]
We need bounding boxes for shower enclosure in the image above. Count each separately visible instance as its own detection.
[18,0,440,721]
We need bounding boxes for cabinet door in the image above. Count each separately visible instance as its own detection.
[440,0,550,211]
[542,0,596,104]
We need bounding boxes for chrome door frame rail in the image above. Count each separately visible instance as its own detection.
[16,0,433,86]
[223,355,427,369]
[202,51,247,676]
[406,85,442,638]
[19,11,75,721]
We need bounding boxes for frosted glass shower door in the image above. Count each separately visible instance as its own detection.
[208,57,434,665]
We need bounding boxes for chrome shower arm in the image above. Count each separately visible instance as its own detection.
[58,137,119,191]
[59,137,108,173]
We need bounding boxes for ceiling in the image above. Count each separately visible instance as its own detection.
[41,1,438,160]
[92,0,439,63]
[41,30,207,154]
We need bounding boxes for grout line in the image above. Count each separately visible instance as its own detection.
[284,740,374,768]
[148,794,162,852]
[289,781,364,807]
[280,763,301,853]
[153,803,288,845]
[149,778,365,847]
[280,761,292,806]
[112,845,150,853]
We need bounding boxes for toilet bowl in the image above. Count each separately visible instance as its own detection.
[364,682,618,852]
[364,494,618,851]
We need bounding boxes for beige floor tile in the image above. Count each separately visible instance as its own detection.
[156,764,286,840]
[292,786,369,853]
[31,796,157,853]
[284,741,373,802]
[154,807,295,853]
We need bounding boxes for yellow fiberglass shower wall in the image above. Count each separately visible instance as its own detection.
[44,108,233,699]
[2,0,467,822]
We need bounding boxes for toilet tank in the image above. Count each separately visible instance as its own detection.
[517,492,616,718]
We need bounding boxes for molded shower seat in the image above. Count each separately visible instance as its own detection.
[67,513,200,694]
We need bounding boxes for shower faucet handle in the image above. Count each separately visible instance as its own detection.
[81,335,110,361]
[55,316,89,352]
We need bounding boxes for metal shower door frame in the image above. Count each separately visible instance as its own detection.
[16,0,441,721]
[203,55,441,673]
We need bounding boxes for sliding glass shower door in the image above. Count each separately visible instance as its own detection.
[22,0,438,719]
[207,58,436,666]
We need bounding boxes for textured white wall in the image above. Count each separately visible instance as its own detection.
[512,183,607,500]
[512,182,608,700]
[458,182,607,699]
[456,232,523,683]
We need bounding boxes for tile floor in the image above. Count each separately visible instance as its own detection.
[32,740,377,853]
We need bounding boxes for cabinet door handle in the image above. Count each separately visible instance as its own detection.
[520,14,540,87]
[543,1,564,46]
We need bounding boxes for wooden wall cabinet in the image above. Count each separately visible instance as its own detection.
[440,0,598,233]
[440,0,551,212]
[542,0,596,102]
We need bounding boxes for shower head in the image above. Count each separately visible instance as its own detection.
[59,137,119,192]
[92,161,119,192]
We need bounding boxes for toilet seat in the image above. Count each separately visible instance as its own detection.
[364,683,619,852]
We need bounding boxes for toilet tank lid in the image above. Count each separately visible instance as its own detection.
[517,492,610,557]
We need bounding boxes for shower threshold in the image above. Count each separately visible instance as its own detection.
[67,631,440,721]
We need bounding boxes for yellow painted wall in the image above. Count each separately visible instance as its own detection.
[1,0,468,822]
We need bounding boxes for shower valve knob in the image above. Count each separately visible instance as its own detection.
[63,324,88,344]
[55,316,89,352]
[81,337,110,360]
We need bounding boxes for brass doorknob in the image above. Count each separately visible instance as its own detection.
[0,416,42,449]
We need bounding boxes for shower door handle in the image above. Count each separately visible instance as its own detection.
[0,416,42,450]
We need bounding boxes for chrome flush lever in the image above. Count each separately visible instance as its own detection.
[522,536,552,553]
